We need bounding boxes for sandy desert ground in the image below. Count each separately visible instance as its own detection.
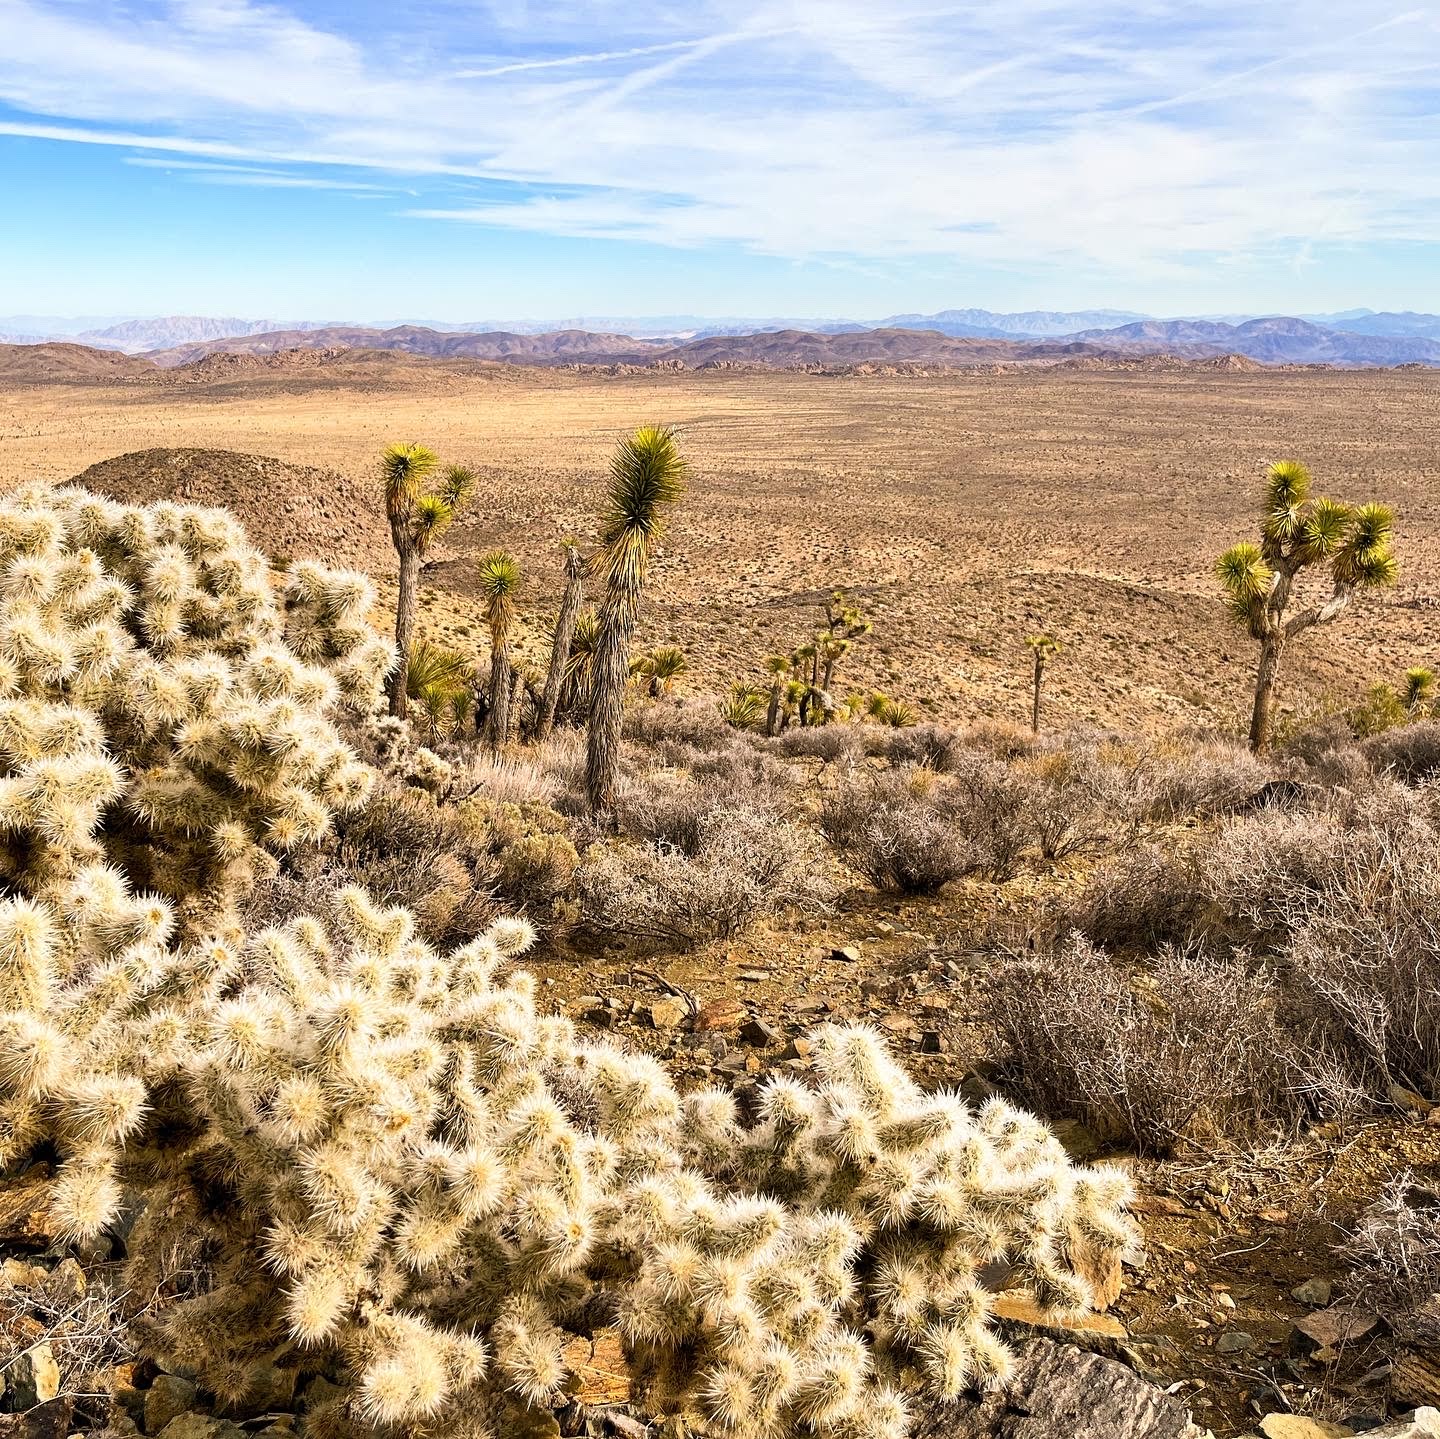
[1,361,1436,732]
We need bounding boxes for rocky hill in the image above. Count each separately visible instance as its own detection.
[0,342,156,380]
[149,325,661,368]
[1074,316,1440,365]
[70,448,390,572]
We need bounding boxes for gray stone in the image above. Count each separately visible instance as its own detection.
[144,1375,197,1434]
[157,1416,249,1439]
[908,1338,1206,1439]
[1290,1277,1333,1307]
[1216,1329,1256,1354]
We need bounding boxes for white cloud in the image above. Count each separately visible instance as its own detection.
[1,0,1437,282]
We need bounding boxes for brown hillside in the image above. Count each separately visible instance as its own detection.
[70,448,389,572]
[0,342,155,380]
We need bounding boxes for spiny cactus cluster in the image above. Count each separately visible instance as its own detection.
[0,486,390,922]
[104,887,1137,1439]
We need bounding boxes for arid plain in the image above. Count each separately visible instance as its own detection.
[2,360,1437,731]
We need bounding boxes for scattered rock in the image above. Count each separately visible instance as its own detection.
[0,1398,74,1439]
[694,997,746,1032]
[736,970,770,983]
[644,999,688,1031]
[919,1029,944,1054]
[1258,1416,1354,1438]
[908,1337,1203,1438]
[1292,1302,1380,1352]
[561,1329,631,1406]
[1216,1330,1256,1354]
[1290,1277,1333,1307]
[3,1344,59,1412]
[780,1036,813,1061]
[39,1258,85,1306]
[1366,1408,1440,1437]
[157,1418,249,1439]
[829,946,860,963]
[992,1291,1128,1343]
[740,1017,779,1047]
[145,1375,198,1434]
[583,1006,615,1030]
[0,1172,57,1250]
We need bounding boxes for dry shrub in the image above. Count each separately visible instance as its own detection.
[329,782,501,945]
[941,751,1035,881]
[987,937,1298,1154]
[1362,720,1440,783]
[866,722,963,769]
[1063,806,1351,953]
[819,767,979,892]
[451,752,562,808]
[460,797,580,919]
[774,724,863,763]
[579,805,835,943]
[1019,742,1141,861]
[623,695,731,752]
[1129,737,1272,822]
[1282,798,1440,1099]
[1343,1174,1440,1340]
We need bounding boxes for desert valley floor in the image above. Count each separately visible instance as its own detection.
[2,360,1437,730]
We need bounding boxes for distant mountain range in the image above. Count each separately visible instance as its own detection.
[5,306,1440,371]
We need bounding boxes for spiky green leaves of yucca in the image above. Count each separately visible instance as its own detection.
[1219,460,1400,751]
[595,425,688,597]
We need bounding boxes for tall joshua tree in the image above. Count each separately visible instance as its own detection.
[1218,460,1397,753]
[586,426,688,819]
[478,549,522,751]
[382,444,475,718]
[536,542,586,742]
[1025,633,1061,735]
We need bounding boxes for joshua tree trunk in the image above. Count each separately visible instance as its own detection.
[389,545,420,719]
[508,669,525,743]
[1031,653,1044,735]
[586,597,636,823]
[1249,635,1285,754]
[486,647,511,751]
[537,545,584,742]
[765,683,782,737]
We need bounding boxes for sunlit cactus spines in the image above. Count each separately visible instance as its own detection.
[97,885,1131,1438]
[0,484,390,923]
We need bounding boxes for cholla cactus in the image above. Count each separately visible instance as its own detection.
[124,887,1134,1439]
[0,486,390,924]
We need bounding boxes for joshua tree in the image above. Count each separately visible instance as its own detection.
[636,644,688,697]
[536,542,586,742]
[763,653,793,735]
[1218,460,1397,753]
[586,426,688,819]
[477,549,522,751]
[382,444,476,719]
[1025,633,1061,735]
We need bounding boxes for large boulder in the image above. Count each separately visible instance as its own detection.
[910,1339,1205,1439]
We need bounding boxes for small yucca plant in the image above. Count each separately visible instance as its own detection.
[1218,460,1397,753]
[477,548,522,750]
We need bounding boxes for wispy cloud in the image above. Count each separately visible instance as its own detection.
[122,155,401,190]
[1,0,1438,283]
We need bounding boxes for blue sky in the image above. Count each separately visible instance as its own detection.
[1,0,1438,321]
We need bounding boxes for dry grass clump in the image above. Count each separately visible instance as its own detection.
[772,724,863,763]
[1361,719,1440,783]
[1126,737,1272,822]
[987,937,1299,1154]
[579,803,834,943]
